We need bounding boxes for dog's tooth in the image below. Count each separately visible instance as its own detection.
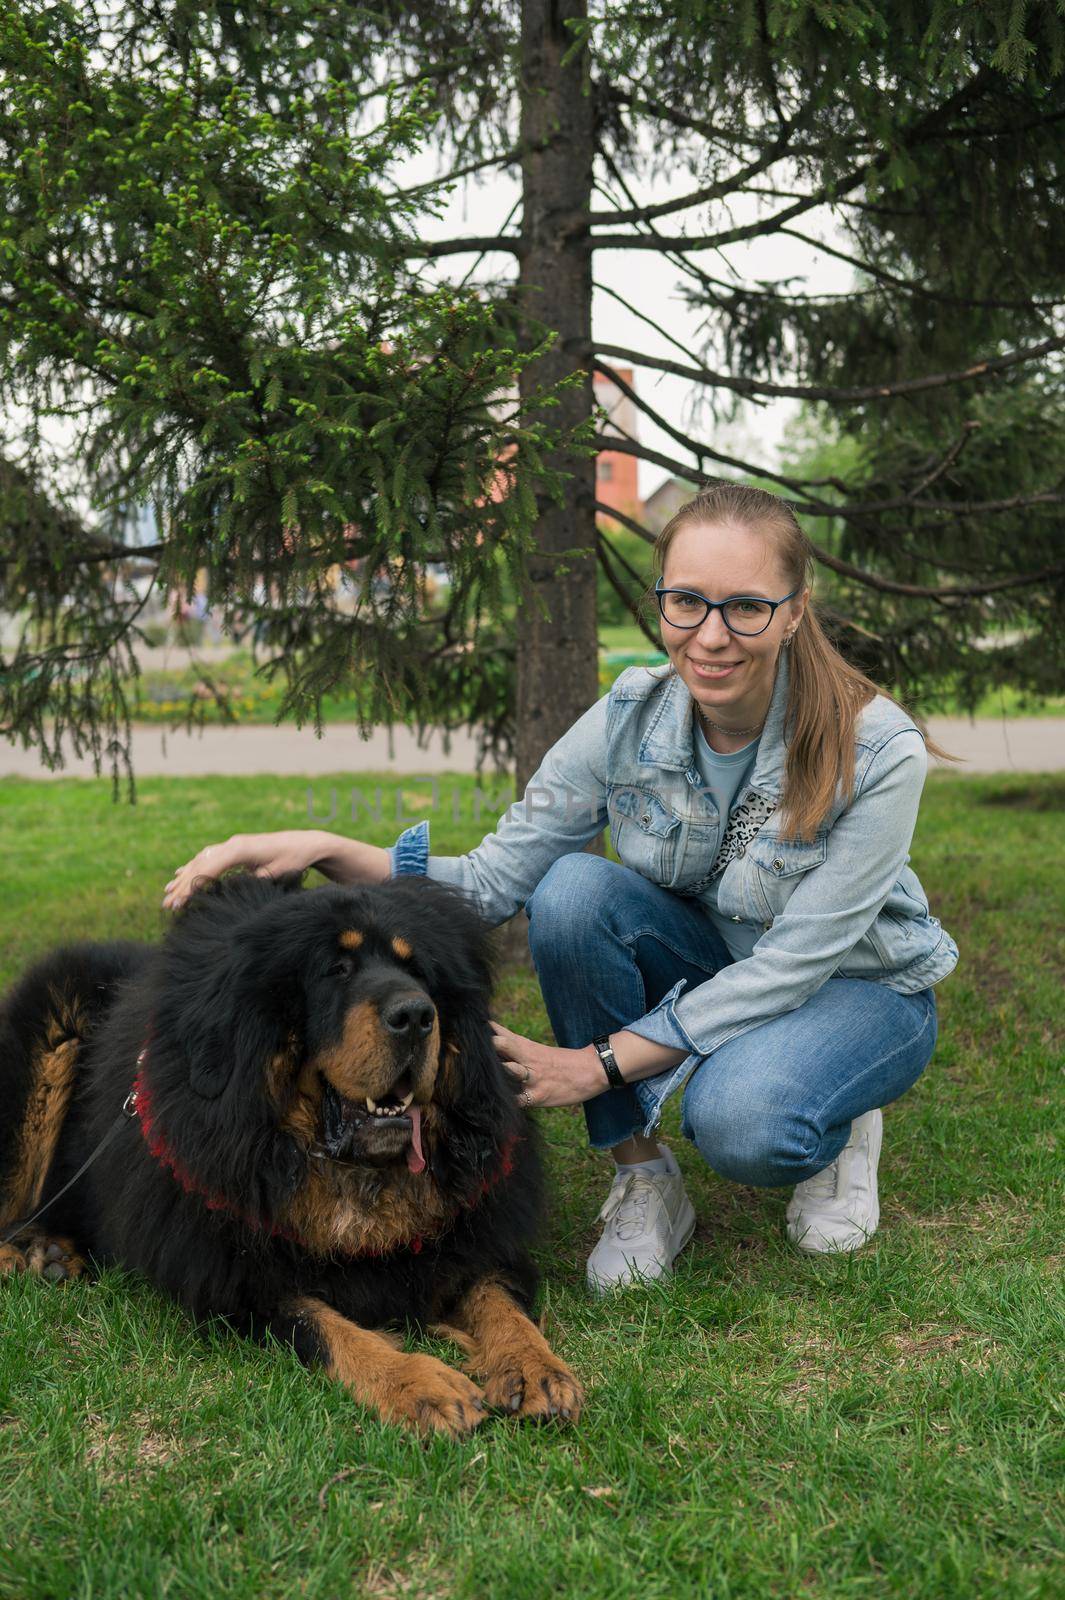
[398,1092,414,1111]
[366,1097,377,1113]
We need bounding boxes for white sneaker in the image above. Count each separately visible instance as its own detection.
[786,1108,883,1253]
[586,1145,696,1294]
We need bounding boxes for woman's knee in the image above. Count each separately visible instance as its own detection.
[681,1079,828,1188]
[524,853,627,948]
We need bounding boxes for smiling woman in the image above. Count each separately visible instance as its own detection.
[400,483,958,1289]
[162,483,959,1297]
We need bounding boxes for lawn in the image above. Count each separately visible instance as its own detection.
[128,638,1065,727]
[0,771,1061,1599]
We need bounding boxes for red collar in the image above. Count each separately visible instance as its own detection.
[129,1053,519,1260]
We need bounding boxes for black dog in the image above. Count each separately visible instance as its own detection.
[0,873,582,1436]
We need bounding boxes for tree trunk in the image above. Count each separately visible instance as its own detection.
[501,0,599,966]
[516,0,598,789]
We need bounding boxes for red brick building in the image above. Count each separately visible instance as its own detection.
[594,366,643,527]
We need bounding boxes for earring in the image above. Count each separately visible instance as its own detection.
[783,631,795,647]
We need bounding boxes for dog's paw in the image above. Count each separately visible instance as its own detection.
[0,1235,86,1283]
[26,1237,87,1283]
[484,1354,584,1424]
[382,1353,489,1439]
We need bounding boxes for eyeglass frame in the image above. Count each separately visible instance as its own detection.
[653,577,800,637]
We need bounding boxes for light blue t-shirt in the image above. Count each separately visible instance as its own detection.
[692,718,762,963]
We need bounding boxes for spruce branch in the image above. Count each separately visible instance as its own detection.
[591,338,1065,406]
[592,500,658,547]
[596,534,659,646]
[406,235,526,258]
[596,433,1065,525]
[582,120,806,228]
[593,66,1002,261]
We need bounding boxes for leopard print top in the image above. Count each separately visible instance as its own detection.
[709,790,777,879]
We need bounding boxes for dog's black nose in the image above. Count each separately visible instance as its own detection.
[383,997,435,1037]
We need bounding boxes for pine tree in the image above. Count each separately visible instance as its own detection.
[3,2,1064,792]
[0,3,576,785]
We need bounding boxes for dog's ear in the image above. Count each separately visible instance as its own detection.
[161,907,305,1101]
[442,999,512,1107]
[185,992,300,1101]
[435,959,515,1141]
[186,1021,230,1100]
[428,995,519,1198]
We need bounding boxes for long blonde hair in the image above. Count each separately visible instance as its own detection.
[652,483,945,841]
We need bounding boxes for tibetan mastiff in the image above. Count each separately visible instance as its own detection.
[0,872,582,1437]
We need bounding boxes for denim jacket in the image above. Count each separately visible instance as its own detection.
[390,656,958,1131]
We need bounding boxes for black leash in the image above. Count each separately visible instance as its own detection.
[0,1092,136,1248]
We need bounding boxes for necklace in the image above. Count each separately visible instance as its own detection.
[698,709,766,739]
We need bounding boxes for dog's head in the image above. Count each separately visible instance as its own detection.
[152,871,512,1196]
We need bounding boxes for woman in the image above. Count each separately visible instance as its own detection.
[164,484,958,1293]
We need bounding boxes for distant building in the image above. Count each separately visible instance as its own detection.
[642,474,700,534]
[593,367,643,527]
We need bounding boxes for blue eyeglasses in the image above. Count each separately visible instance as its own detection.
[654,578,799,637]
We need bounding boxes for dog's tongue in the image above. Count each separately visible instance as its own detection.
[406,1105,425,1174]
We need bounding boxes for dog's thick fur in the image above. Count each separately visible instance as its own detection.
[0,873,582,1436]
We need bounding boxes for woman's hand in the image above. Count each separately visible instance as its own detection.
[162,830,329,910]
[489,1021,605,1110]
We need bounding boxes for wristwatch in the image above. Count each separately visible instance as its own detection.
[591,1035,626,1089]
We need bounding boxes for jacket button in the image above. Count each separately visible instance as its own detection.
[763,921,772,932]
[736,847,745,858]
[772,857,785,872]
[641,812,652,826]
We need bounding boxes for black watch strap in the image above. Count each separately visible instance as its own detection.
[591,1035,626,1089]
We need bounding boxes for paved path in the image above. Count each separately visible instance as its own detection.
[1,716,1063,779]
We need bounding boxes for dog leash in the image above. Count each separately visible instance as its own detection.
[0,1092,137,1248]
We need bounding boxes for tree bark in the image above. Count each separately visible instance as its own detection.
[502,0,599,966]
[515,0,598,793]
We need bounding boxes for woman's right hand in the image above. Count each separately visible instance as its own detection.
[162,830,330,910]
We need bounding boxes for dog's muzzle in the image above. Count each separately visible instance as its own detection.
[319,1080,426,1173]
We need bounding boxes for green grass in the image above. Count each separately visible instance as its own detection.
[129,645,647,726]
[131,639,1065,728]
[0,772,1062,1599]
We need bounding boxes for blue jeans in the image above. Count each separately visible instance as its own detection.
[524,854,938,1187]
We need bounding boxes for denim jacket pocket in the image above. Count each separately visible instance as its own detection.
[861,869,935,971]
[882,866,930,922]
[865,905,938,970]
[608,783,720,893]
[608,784,679,884]
[741,831,829,921]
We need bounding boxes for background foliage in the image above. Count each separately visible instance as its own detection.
[2,2,1064,784]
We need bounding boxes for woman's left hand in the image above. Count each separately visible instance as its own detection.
[489,1021,604,1110]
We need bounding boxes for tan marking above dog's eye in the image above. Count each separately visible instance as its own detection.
[391,937,413,961]
[339,930,364,950]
